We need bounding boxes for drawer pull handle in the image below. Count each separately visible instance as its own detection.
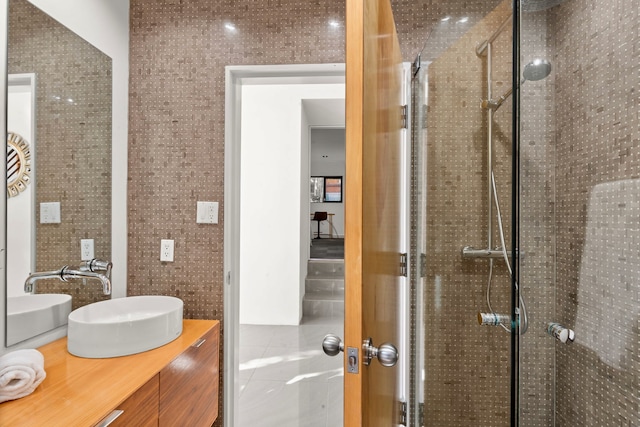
[96,410,124,427]
[192,338,206,348]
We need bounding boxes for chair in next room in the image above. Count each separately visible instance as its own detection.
[311,211,328,239]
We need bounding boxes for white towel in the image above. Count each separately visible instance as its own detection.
[0,349,47,403]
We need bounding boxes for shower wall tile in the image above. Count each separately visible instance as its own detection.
[8,0,112,309]
[551,0,640,425]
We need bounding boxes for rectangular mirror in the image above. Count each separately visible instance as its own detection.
[5,0,112,346]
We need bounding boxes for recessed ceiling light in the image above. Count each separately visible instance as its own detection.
[441,16,451,22]
[225,23,236,31]
[457,17,469,23]
[329,20,340,28]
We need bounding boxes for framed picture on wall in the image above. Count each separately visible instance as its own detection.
[323,176,342,203]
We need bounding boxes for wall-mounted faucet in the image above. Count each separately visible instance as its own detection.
[24,263,112,295]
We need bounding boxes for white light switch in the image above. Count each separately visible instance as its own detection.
[40,202,61,223]
[196,201,219,224]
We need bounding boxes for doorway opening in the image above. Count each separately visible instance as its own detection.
[224,64,346,427]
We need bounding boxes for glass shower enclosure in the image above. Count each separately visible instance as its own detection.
[409,0,639,425]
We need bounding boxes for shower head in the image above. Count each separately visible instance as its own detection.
[523,59,552,81]
[482,59,552,111]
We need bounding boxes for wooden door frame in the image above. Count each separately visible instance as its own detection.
[223,63,345,427]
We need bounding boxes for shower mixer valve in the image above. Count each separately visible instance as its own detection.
[478,312,511,327]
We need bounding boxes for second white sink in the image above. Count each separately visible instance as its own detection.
[67,295,183,358]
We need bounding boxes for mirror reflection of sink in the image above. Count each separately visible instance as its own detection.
[67,296,183,358]
[7,294,72,345]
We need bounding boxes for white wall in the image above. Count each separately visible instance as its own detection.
[240,83,345,325]
[1,0,129,353]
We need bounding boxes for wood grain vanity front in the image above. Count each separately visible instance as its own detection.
[1,319,219,427]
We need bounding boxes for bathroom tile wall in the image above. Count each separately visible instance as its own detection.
[550,0,639,424]
[8,0,112,309]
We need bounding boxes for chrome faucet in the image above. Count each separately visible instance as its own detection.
[24,264,112,295]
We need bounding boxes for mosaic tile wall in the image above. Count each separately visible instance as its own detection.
[549,0,640,424]
[8,0,112,310]
[423,2,514,425]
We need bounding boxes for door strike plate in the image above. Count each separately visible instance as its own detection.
[347,347,359,374]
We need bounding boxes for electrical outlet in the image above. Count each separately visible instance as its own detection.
[160,239,174,262]
[81,239,95,261]
[196,201,219,224]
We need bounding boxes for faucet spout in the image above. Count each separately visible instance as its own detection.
[24,268,65,293]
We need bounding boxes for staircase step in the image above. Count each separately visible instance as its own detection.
[303,290,343,301]
[305,277,344,295]
[302,298,344,319]
[307,259,344,277]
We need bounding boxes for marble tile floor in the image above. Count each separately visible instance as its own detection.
[238,315,344,427]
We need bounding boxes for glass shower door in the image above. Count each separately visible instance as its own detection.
[410,1,517,425]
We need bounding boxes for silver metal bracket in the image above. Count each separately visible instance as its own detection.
[400,252,408,277]
[400,401,407,426]
[401,105,408,129]
[347,347,359,374]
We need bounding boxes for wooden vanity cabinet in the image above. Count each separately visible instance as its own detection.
[159,322,220,426]
[2,320,219,427]
[109,374,159,427]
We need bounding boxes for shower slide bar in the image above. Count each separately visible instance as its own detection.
[475,14,512,57]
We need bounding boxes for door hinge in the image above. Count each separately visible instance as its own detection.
[400,253,408,277]
[399,400,407,426]
[401,104,408,129]
[420,253,427,277]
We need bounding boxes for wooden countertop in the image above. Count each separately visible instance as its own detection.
[1,319,219,427]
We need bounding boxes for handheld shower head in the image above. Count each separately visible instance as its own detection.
[482,58,552,111]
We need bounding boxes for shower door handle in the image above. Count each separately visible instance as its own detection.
[363,338,398,367]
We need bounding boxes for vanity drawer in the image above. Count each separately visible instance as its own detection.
[159,322,219,427]
[99,374,159,427]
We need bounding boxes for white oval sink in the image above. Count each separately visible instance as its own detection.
[7,294,72,345]
[67,296,183,358]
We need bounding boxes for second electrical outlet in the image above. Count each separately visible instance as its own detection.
[160,239,174,262]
